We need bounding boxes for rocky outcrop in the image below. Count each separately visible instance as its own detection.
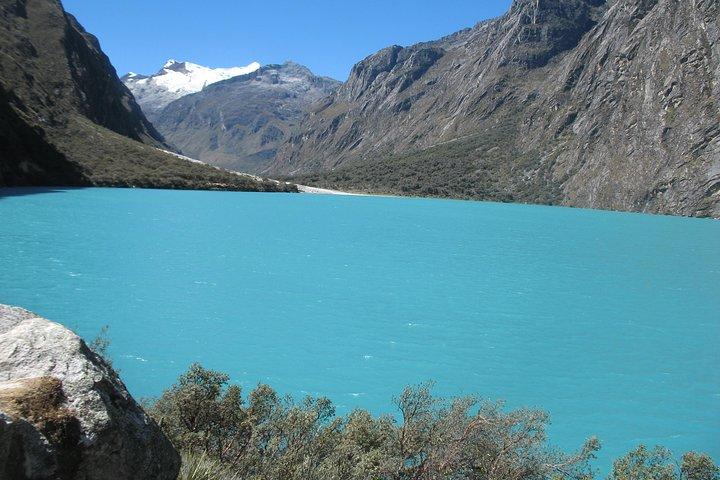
[149,61,341,174]
[0,305,180,480]
[271,0,719,217]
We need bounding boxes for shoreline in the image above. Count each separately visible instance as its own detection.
[295,184,365,195]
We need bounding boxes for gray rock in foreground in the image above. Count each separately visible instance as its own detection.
[0,305,179,480]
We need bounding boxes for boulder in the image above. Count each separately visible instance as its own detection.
[0,305,180,480]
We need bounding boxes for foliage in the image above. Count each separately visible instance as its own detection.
[680,452,720,480]
[150,364,718,480]
[148,364,606,480]
[609,445,676,480]
[178,450,237,480]
[47,116,298,193]
[88,325,111,358]
[608,445,719,480]
[87,324,115,370]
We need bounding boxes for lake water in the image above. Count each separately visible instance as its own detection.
[0,187,718,473]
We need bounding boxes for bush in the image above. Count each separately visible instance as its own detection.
[148,364,719,480]
[608,445,719,480]
[148,364,602,480]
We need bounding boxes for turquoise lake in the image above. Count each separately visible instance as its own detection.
[0,187,718,473]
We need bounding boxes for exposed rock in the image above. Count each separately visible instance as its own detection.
[271,0,719,217]
[0,305,180,480]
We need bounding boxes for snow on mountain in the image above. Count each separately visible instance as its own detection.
[122,60,260,119]
[150,59,260,94]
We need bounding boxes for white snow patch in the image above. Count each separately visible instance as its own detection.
[153,60,261,95]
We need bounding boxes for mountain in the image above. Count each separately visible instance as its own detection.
[0,0,293,192]
[147,61,341,174]
[271,0,719,217]
[121,60,261,122]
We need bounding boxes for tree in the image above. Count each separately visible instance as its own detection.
[150,363,239,457]
[681,452,719,480]
[608,445,719,480]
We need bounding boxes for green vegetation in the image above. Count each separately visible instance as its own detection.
[88,324,111,360]
[178,450,237,480]
[48,117,298,193]
[146,363,718,480]
[610,445,718,480]
[287,109,562,205]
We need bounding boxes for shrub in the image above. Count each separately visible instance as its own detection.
[148,364,602,480]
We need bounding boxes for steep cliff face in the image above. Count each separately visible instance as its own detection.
[273,0,719,217]
[153,62,341,174]
[61,13,163,144]
[0,0,295,192]
[0,0,160,183]
[529,0,720,215]
[0,305,180,480]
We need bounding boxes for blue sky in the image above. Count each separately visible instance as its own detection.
[62,0,512,81]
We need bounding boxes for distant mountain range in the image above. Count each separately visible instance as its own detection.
[124,61,341,174]
[0,0,293,192]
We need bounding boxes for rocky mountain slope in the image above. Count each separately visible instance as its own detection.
[0,305,180,479]
[147,61,341,174]
[121,59,261,122]
[0,0,293,192]
[272,0,719,217]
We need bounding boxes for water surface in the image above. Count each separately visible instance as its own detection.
[1,187,718,473]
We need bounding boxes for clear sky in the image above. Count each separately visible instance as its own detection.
[61,0,513,81]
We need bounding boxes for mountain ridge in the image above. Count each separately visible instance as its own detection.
[270,0,719,217]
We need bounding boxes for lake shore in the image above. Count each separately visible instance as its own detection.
[296,184,365,195]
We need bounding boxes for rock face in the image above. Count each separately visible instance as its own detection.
[271,0,719,217]
[0,0,293,192]
[0,305,180,480]
[147,61,341,174]
[0,0,160,184]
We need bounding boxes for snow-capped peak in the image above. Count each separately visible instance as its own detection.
[152,60,261,95]
[123,60,261,115]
